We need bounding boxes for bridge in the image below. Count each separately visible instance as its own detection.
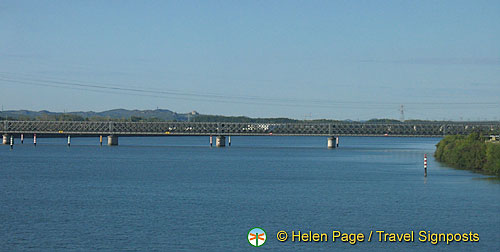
[2,120,500,148]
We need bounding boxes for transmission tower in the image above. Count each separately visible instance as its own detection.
[400,105,405,122]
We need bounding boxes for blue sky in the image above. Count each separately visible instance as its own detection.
[0,0,499,120]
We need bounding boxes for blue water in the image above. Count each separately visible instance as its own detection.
[0,136,499,251]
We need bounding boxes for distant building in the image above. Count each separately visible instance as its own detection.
[486,135,499,142]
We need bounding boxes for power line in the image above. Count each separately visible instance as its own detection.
[0,72,499,111]
[0,77,394,109]
[1,72,499,106]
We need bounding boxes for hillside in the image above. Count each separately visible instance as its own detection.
[1,109,498,124]
[0,109,197,122]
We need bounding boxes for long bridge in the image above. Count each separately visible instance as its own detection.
[2,120,500,148]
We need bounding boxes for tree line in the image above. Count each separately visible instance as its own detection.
[0,114,165,122]
[435,133,500,176]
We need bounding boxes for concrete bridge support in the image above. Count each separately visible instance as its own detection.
[2,134,10,145]
[216,135,226,147]
[327,137,337,149]
[107,135,118,146]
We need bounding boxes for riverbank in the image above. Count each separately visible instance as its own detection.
[435,133,500,176]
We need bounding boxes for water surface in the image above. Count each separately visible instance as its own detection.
[1,136,498,251]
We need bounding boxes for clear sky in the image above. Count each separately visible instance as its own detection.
[1,0,499,120]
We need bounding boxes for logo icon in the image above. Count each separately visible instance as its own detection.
[247,227,267,247]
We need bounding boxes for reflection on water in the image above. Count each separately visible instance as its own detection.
[473,176,500,184]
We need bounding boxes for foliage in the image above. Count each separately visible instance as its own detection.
[192,115,301,123]
[366,118,402,124]
[435,133,500,176]
[35,113,86,121]
[129,116,164,122]
[485,144,500,175]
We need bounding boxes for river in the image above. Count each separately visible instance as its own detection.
[1,136,498,251]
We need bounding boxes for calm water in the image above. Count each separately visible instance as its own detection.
[1,136,499,251]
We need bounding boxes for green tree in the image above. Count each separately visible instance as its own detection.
[435,133,499,175]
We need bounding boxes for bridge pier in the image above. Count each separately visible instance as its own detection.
[327,137,337,149]
[2,134,9,145]
[107,135,118,146]
[216,135,226,147]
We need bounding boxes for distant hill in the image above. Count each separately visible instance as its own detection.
[0,109,346,123]
[1,109,494,124]
[0,109,198,122]
[0,109,339,123]
[70,109,193,121]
